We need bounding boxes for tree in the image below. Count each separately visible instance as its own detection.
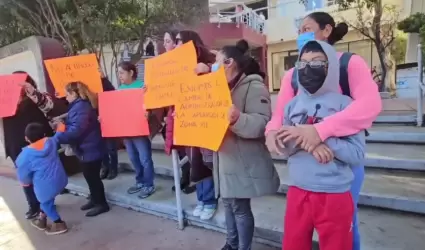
[299,0,401,95]
[398,12,425,57]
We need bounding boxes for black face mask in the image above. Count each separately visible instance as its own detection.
[298,65,327,94]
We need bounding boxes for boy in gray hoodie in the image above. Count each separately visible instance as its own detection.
[281,40,365,250]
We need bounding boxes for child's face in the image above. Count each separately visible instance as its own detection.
[297,51,328,94]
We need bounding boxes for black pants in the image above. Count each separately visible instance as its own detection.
[81,160,107,206]
[178,148,191,186]
[23,185,40,212]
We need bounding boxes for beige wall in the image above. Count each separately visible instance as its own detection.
[267,30,381,91]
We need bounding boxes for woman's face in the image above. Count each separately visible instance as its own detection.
[163,33,176,52]
[299,16,332,42]
[118,67,134,84]
[65,90,78,103]
[175,33,183,48]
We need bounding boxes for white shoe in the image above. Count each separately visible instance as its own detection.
[200,206,216,220]
[193,204,204,217]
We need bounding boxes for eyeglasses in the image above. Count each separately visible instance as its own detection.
[295,60,328,69]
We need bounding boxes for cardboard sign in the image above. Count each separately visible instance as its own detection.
[173,67,232,151]
[44,54,102,97]
[0,73,27,118]
[98,89,150,137]
[144,41,197,109]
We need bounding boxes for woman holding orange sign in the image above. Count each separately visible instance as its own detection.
[196,40,279,250]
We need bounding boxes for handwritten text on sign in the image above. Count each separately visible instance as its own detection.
[0,74,27,118]
[144,41,197,109]
[174,67,232,151]
[44,54,102,97]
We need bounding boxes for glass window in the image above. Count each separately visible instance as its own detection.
[349,40,372,67]
[271,51,298,91]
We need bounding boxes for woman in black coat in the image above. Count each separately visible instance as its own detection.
[3,73,53,219]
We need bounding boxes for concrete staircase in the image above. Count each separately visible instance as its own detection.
[66,113,425,249]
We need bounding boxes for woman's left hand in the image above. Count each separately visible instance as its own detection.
[228,105,240,125]
[194,63,210,75]
[277,124,322,153]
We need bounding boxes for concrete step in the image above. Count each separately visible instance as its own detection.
[151,137,425,171]
[367,125,425,144]
[118,150,425,214]
[374,113,417,125]
[66,172,425,250]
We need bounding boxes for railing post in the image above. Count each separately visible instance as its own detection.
[417,44,423,127]
[171,149,185,230]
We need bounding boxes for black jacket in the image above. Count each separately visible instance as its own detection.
[3,98,53,162]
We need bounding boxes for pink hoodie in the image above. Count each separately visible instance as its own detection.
[266,53,382,141]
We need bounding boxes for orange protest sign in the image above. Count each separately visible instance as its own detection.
[98,89,150,137]
[144,41,197,109]
[44,54,102,97]
[0,73,27,118]
[173,67,232,151]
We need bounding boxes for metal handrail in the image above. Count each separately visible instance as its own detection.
[417,44,423,126]
[210,4,265,34]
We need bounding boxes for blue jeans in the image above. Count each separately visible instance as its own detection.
[41,199,60,221]
[123,137,155,187]
[103,139,118,171]
[196,177,217,207]
[351,165,364,250]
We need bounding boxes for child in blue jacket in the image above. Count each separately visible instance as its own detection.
[16,123,68,235]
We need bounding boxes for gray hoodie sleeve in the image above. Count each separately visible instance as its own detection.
[324,132,365,167]
[230,82,271,139]
[279,100,299,157]
[323,96,366,166]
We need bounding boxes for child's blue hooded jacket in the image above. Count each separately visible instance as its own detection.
[16,136,68,203]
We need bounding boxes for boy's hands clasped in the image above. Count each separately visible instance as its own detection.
[266,125,334,163]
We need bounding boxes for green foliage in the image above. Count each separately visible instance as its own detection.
[391,30,407,64]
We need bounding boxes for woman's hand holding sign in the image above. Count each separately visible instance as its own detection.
[228,105,240,125]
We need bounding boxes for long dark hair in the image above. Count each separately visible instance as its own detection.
[13,71,37,89]
[165,30,178,44]
[306,12,348,45]
[221,39,265,79]
[178,30,215,64]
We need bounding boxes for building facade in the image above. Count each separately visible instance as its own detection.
[265,0,407,92]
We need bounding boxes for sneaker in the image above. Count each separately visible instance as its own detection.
[80,200,95,211]
[85,204,110,217]
[127,183,143,194]
[25,209,39,220]
[100,168,109,180]
[182,185,196,194]
[221,243,237,250]
[200,205,217,220]
[107,169,118,180]
[45,222,68,235]
[31,215,47,230]
[192,204,204,217]
[138,186,156,199]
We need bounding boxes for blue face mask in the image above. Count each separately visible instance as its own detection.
[296,32,315,51]
[211,63,220,72]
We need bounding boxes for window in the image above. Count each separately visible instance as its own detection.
[325,0,336,7]
[271,50,299,91]
[305,0,323,11]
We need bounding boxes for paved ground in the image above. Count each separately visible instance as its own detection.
[0,175,277,250]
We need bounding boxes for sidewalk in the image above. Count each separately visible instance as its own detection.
[0,175,277,250]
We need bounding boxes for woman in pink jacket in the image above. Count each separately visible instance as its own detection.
[265,12,382,250]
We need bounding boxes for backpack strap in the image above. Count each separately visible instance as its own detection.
[291,69,298,96]
[339,52,353,97]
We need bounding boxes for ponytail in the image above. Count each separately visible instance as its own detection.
[65,81,98,109]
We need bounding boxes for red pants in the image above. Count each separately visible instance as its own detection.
[283,186,354,250]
